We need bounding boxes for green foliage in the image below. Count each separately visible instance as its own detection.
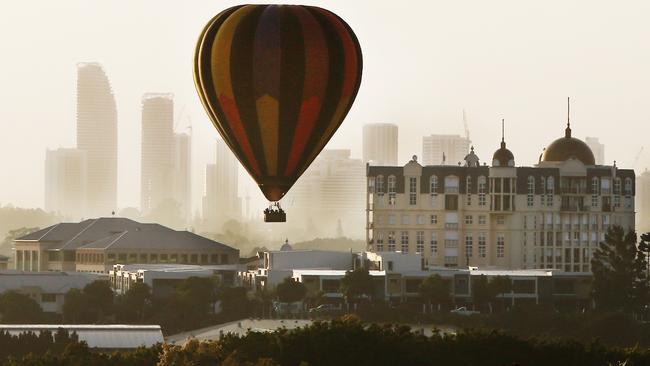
[0,291,45,323]
[0,227,39,257]
[340,268,375,302]
[418,274,450,307]
[115,282,152,323]
[292,237,366,252]
[591,226,648,313]
[82,280,113,322]
[276,278,307,303]
[62,288,89,323]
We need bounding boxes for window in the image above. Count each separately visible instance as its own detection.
[601,178,611,195]
[478,233,486,258]
[430,175,438,195]
[388,214,396,225]
[478,215,486,225]
[201,254,208,264]
[445,176,459,193]
[465,215,473,225]
[409,177,417,205]
[376,175,384,194]
[416,231,424,253]
[444,256,458,266]
[388,231,396,251]
[139,253,148,263]
[527,176,535,207]
[478,176,487,206]
[388,175,396,205]
[546,176,554,207]
[41,294,57,303]
[466,176,472,206]
[497,215,505,225]
[400,231,409,252]
[624,178,632,195]
[614,178,621,195]
[614,195,621,208]
[465,234,473,258]
[368,177,375,193]
[401,215,410,225]
[416,215,425,225]
[430,215,438,224]
[430,232,438,254]
[445,195,458,210]
[210,254,218,264]
[375,232,384,252]
[497,234,505,258]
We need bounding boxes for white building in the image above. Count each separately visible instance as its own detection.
[422,134,470,166]
[76,62,117,217]
[637,169,650,234]
[362,123,398,166]
[585,137,605,165]
[44,148,87,219]
[203,139,241,230]
[284,149,366,237]
[368,122,635,273]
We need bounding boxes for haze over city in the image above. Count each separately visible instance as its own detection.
[1,0,649,213]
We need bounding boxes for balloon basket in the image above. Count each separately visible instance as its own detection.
[264,203,286,223]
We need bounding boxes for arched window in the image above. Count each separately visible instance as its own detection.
[388,175,396,205]
[624,178,632,195]
[614,178,622,195]
[591,177,599,208]
[466,176,472,206]
[376,175,384,194]
[445,175,459,193]
[527,176,535,207]
[478,176,487,206]
[430,175,438,195]
[546,176,554,207]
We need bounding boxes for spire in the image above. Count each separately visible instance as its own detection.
[565,97,572,138]
[500,119,506,148]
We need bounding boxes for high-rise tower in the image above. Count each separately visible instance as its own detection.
[362,123,398,166]
[76,63,117,216]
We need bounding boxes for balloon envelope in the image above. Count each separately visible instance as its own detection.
[194,4,363,202]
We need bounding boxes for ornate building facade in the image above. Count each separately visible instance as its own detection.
[366,121,635,272]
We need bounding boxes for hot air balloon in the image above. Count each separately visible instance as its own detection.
[194,5,362,222]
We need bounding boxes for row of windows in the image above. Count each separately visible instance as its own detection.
[374,231,505,258]
[102,252,230,265]
[373,175,632,196]
[377,214,490,226]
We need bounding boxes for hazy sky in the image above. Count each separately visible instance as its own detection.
[1,0,649,211]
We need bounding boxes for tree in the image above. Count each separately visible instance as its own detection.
[339,268,375,303]
[83,280,114,322]
[591,226,647,313]
[472,275,497,313]
[276,278,307,303]
[0,291,44,323]
[490,275,512,310]
[116,282,152,323]
[0,227,39,256]
[63,288,89,323]
[218,286,250,319]
[177,276,218,314]
[418,274,450,311]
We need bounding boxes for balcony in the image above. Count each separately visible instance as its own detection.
[444,223,459,230]
[560,187,587,195]
[560,204,589,212]
[445,187,459,194]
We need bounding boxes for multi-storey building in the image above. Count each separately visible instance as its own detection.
[76,63,117,217]
[284,149,366,237]
[141,93,174,214]
[367,122,634,272]
[585,137,605,165]
[172,133,192,220]
[636,169,650,234]
[44,148,87,219]
[422,134,470,166]
[362,123,398,166]
[203,139,241,229]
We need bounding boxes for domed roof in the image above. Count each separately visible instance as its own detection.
[280,239,293,251]
[541,124,595,165]
[492,141,515,167]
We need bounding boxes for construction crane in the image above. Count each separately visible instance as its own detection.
[462,109,471,143]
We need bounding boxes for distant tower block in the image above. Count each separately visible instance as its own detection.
[363,123,398,165]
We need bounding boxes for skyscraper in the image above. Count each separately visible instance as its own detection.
[76,63,117,216]
[637,169,650,234]
[284,149,366,238]
[140,93,174,214]
[422,134,470,166]
[203,139,241,229]
[362,123,398,165]
[585,137,605,165]
[172,132,192,220]
[44,148,87,219]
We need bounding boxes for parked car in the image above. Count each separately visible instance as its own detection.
[308,303,342,315]
[450,307,480,316]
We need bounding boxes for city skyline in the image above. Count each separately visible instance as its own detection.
[2,1,650,214]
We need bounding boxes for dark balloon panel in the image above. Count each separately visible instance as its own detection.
[194,4,363,202]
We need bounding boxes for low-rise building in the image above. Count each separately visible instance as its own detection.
[109,263,242,296]
[0,255,9,270]
[13,217,239,274]
[0,271,97,313]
